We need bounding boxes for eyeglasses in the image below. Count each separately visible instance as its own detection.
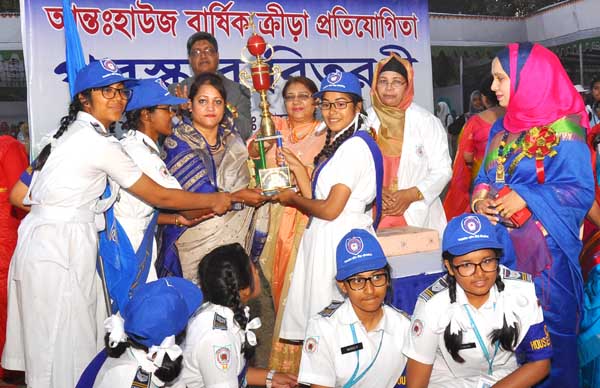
[190,47,217,57]
[452,257,499,277]
[345,272,388,291]
[93,86,133,100]
[376,79,407,89]
[154,106,177,114]
[319,100,353,110]
[284,93,312,102]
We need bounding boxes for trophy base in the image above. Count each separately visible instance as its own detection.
[259,166,293,195]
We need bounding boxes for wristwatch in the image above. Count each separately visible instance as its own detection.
[415,187,424,201]
[266,369,276,388]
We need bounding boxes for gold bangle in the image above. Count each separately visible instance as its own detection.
[175,216,183,227]
[415,187,424,201]
[471,198,486,213]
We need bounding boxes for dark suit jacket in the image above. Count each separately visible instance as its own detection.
[170,73,253,141]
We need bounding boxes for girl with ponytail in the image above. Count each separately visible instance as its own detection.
[403,214,551,388]
[3,59,234,388]
[178,243,297,388]
[274,71,384,344]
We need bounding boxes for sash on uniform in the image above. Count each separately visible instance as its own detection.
[98,185,159,313]
[75,350,108,388]
[312,130,383,229]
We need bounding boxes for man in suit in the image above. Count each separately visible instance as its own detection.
[171,32,253,140]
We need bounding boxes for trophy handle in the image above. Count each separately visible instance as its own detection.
[262,43,276,62]
[271,65,282,87]
[239,70,255,92]
[240,47,253,64]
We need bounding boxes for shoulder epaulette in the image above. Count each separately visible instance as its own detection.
[90,122,110,137]
[131,366,151,388]
[389,304,411,320]
[318,300,344,317]
[419,276,449,302]
[213,312,228,330]
[501,267,532,282]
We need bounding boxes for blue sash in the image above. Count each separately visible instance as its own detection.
[238,361,248,388]
[75,350,108,388]
[98,185,159,313]
[311,130,383,229]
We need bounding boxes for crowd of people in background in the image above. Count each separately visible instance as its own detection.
[2,32,600,388]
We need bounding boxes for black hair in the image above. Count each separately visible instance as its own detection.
[104,330,185,383]
[188,73,229,129]
[590,77,600,94]
[313,93,364,166]
[33,90,91,172]
[479,75,499,107]
[123,106,158,132]
[198,243,256,359]
[441,249,519,363]
[187,31,218,55]
[282,76,319,97]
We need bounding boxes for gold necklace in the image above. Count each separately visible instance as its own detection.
[288,119,318,144]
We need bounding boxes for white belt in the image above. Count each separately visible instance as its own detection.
[30,205,95,223]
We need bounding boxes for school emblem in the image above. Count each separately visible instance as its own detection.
[411,319,424,337]
[327,70,343,84]
[415,144,425,157]
[345,236,364,256]
[214,345,232,372]
[461,215,481,235]
[100,58,119,73]
[155,78,169,92]
[304,336,319,353]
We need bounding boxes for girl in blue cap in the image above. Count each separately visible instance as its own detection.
[275,70,383,344]
[78,277,203,388]
[2,59,233,388]
[177,243,297,388]
[298,228,410,388]
[403,213,551,388]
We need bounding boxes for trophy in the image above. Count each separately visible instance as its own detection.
[240,13,292,195]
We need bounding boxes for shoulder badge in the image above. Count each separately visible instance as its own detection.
[132,366,151,388]
[90,122,110,137]
[318,300,344,318]
[501,267,532,282]
[418,276,449,302]
[389,304,411,320]
[213,312,228,330]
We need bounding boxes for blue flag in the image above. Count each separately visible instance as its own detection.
[62,0,85,98]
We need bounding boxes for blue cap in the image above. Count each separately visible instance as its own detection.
[336,229,387,281]
[122,277,202,348]
[314,70,362,99]
[443,214,504,256]
[73,58,135,97]
[126,78,187,112]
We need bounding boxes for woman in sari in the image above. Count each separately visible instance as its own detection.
[444,76,504,220]
[472,42,594,387]
[157,73,267,284]
[248,76,325,374]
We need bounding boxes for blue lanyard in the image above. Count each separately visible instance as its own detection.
[463,305,499,375]
[343,323,385,388]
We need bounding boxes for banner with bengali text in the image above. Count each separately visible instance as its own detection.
[21,0,431,156]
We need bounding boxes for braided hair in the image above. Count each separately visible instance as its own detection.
[442,250,519,363]
[198,243,256,359]
[123,106,158,132]
[33,90,91,172]
[103,330,186,383]
[313,94,363,167]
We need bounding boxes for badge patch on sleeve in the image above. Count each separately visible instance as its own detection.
[214,345,232,372]
[304,336,319,353]
[411,319,424,337]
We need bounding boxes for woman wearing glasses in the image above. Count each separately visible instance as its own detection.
[298,229,409,388]
[366,54,451,234]
[248,76,326,373]
[404,214,552,388]
[275,71,383,343]
[2,60,232,388]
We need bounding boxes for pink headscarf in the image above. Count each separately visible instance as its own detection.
[500,43,589,133]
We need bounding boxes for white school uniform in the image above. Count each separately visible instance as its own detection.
[366,103,452,236]
[175,303,249,388]
[403,266,552,387]
[280,128,377,341]
[93,347,164,388]
[299,299,410,388]
[114,130,181,281]
[2,112,142,388]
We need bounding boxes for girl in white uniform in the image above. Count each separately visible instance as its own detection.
[177,243,297,388]
[298,228,410,388]
[403,214,552,388]
[1,59,232,388]
[276,71,383,341]
[84,277,203,388]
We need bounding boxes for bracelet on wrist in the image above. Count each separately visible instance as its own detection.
[471,198,486,213]
[266,369,276,388]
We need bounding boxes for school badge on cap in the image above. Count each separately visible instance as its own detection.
[155,78,169,93]
[100,58,119,73]
[345,236,364,256]
[461,215,482,235]
[335,229,387,281]
[327,70,343,84]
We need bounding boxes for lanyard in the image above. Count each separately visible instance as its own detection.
[463,305,499,375]
[343,323,385,388]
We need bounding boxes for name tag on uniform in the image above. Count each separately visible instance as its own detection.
[476,374,497,388]
[458,342,477,350]
[341,342,363,354]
